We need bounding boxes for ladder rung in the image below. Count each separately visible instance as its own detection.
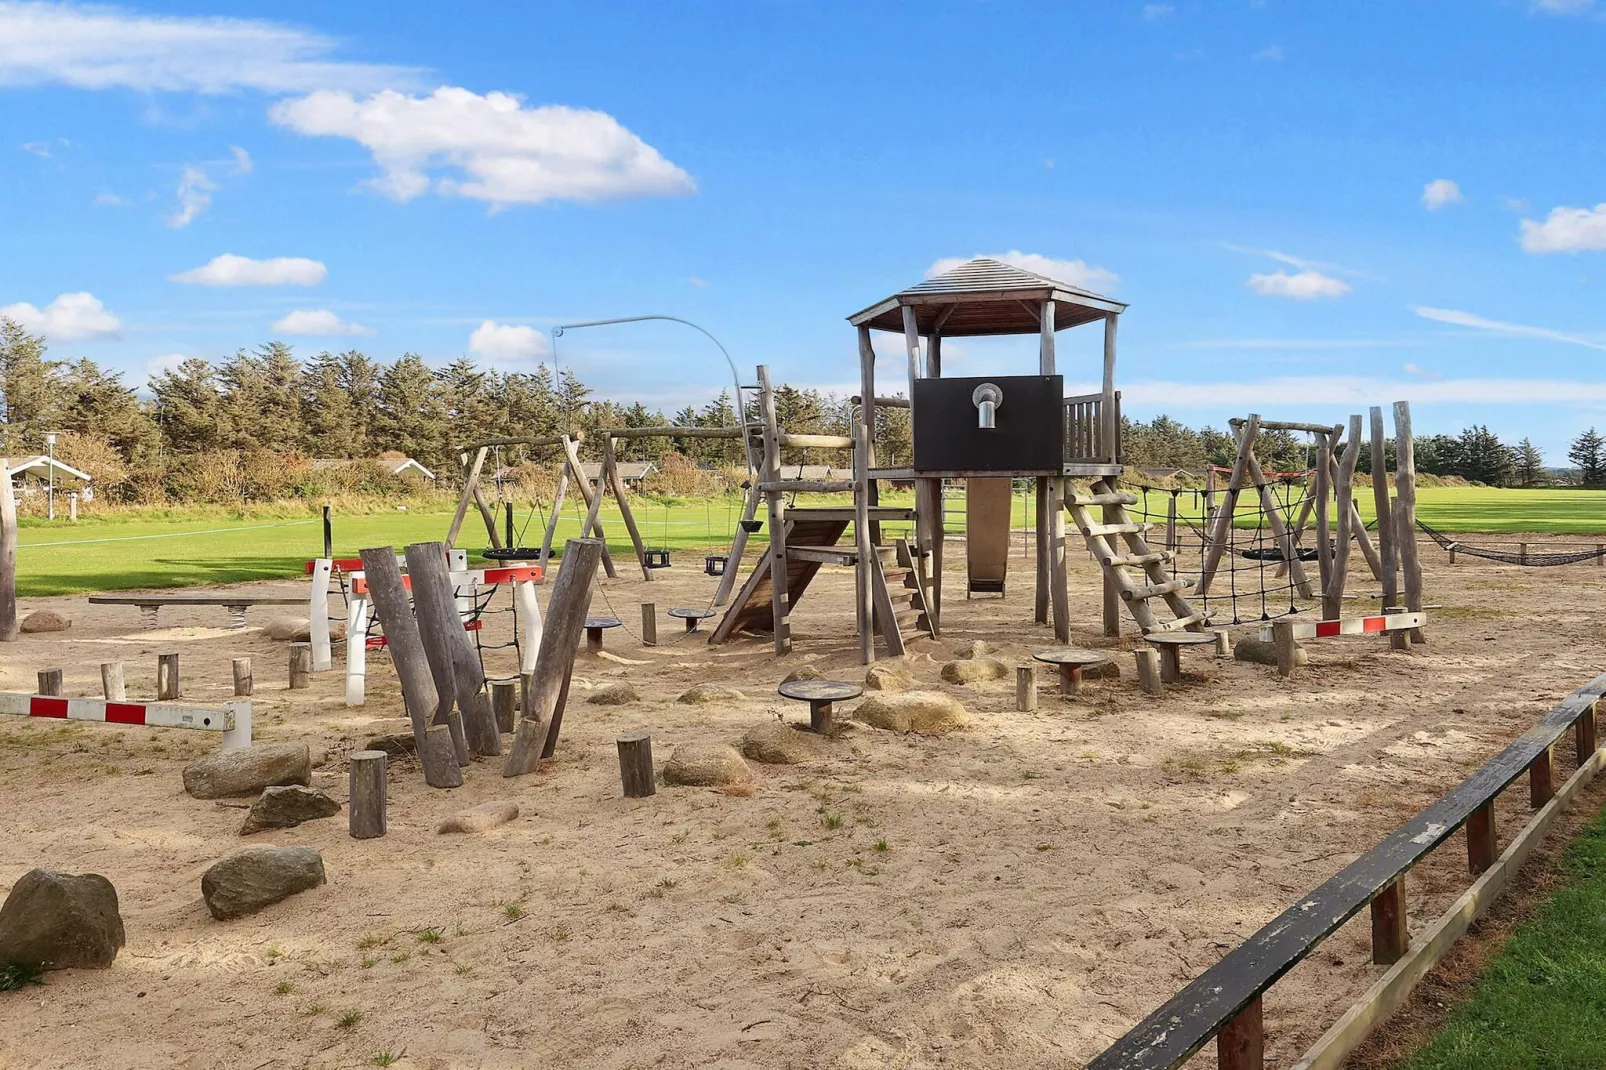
[1121,578,1194,601]
[1078,521,1150,538]
[1066,491,1138,507]
[1144,613,1209,633]
[1102,550,1175,568]
[894,608,922,629]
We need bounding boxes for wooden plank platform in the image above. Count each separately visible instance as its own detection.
[709,517,850,641]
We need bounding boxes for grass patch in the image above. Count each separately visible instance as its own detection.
[0,963,44,991]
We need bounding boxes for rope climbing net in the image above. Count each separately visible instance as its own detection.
[1416,520,1606,567]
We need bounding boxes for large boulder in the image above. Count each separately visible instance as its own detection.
[678,684,745,705]
[939,658,1010,685]
[0,869,124,970]
[1083,660,1121,681]
[436,801,520,834]
[19,610,70,634]
[587,682,640,706]
[864,664,914,692]
[740,721,832,765]
[854,691,972,734]
[363,718,417,756]
[953,639,995,660]
[183,742,312,800]
[240,786,340,835]
[290,620,346,643]
[201,845,326,921]
[663,744,752,787]
[1234,635,1308,667]
[781,665,823,685]
[263,616,309,641]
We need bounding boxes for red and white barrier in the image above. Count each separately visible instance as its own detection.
[0,693,251,750]
[1259,610,1425,642]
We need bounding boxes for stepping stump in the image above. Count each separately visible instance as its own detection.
[1031,648,1112,696]
[667,607,717,634]
[1143,631,1220,685]
[583,616,623,653]
[778,679,862,736]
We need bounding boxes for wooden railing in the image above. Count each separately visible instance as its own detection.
[1065,391,1120,464]
[1086,671,1606,1070]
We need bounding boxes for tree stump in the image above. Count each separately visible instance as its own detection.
[420,725,463,789]
[348,750,388,839]
[288,643,312,689]
[489,678,518,734]
[157,652,180,700]
[640,602,657,647]
[616,732,655,798]
[1015,665,1037,711]
[36,669,62,696]
[232,657,253,697]
[1134,648,1163,697]
[100,661,125,701]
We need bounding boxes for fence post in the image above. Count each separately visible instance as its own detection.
[1371,877,1409,965]
[1217,996,1263,1070]
[1466,801,1497,875]
[1530,745,1555,807]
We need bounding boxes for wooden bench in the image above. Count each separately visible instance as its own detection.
[88,594,307,630]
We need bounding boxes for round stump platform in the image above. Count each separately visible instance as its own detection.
[778,679,862,736]
[584,616,624,653]
[1143,630,1220,685]
[1031,647,1112,695]
[667,607,717,633]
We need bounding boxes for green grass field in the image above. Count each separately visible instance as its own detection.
[12,484,1606,597]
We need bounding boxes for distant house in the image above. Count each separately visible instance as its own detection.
[578,461,656,488]
[7,456,93,499]
[775,464,847,482]
[312,456,435,481]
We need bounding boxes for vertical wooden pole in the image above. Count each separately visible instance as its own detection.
[1576,702,1599,765]
[1371,877,1409,965]
[445,446,489,549]
[1165,493,1178,552]
[537,457,570,578]
[1466,801,1496,875]
[1199,417,1260,596]
[406,542,499,757]
[1216,996,1263,1070]
[1016,665,1037,711]
[1033,477,1049,624]
[561,433,617,578]
[288,643,312,689]
[758,365,790,655]
[1101,500,1120,637]
[348,750,388,839]
[36,669,62,696]
[503,537,602,775]
[854,417,874,665]
[100,661,125,701]
[232,657,253,697]
[1393,401,1425,643]
[901,304,923,404]
[157,652,180,700]
[1272,621,1298,679]
[1324,416,1362,619]
[605,435,653,581]
[640,602,657,646]
[0,458,19,643]
[1048,479,1069,642]
[1315,431,1333,599]
[1101,313,1117,462]
[1530,745,1554,808]
[1134,648,1163,697]
[616,732,655,798]
[927,332,942,377]
[809,699,835,736]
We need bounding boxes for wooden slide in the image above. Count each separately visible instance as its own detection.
[965,477,1012,597]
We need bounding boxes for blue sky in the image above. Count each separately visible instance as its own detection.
[2,0,1605,457]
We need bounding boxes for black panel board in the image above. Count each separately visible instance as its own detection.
[911,374,1063,473]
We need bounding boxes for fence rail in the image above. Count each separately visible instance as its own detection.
[1086,670,1606,1070]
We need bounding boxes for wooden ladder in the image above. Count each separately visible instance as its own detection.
[867,536,937,656]
[1065,477,1207,634]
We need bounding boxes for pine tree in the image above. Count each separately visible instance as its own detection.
[1455,425,1514,486]
[1513,438,1544,487]
[0,316,60,448]
[1569,428,1604,486]
[376,354,449,467]
[150,358,226,452]
[57,358,160,462]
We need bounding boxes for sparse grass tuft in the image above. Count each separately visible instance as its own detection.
[336,1009,363,1029]
[502,902,523,920]
[416,928,443,945]
[371,1052,398,1067]
[0,963,45,991]
[274,980,295,996]
[821,812,843,830]
[874,839,890,852]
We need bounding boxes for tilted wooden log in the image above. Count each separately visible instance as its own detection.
[406,542,500,757]
[503,537,601,777]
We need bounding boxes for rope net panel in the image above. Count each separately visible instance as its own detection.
[1416,520,1606,567]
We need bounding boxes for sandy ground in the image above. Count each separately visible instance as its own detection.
[0,533,1603,1070]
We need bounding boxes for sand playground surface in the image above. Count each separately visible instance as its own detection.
[1,535,1604,1070]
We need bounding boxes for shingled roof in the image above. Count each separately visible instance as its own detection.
[848,257,1126,336]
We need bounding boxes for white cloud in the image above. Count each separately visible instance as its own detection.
[927,250,1120,292]
[1532,0,1596,14]
[1402,363,1444,381]
[270,87,696,207]
[0,1,421,94]
[1421,178,1463,210]
[1069,375,1606,408]
[19,140,50,157]
[92,191,127,207]
[1247,271,1352,299]
[469,320,550,362]
[688,276,709,288]
[229,145,252,174]
[1143,4,1175,20]
[0,291,121,340]
[146,352,189,380]
[1519,203,1606,253]
[167,164,215,228]
[271,308,373,336]
[1413,305,1606,351]
[1253,44,1285,61]
[171,254,327,287]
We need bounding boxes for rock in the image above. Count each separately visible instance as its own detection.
[19,610,70,634]
[587,682,639,706]
[182,742,312,800]
[678,683,745,705]
[741,721,833,765]
[1235,636,1308,667]
[662,743,752,787]
[0,869,124,970]
[364,733,415,757]
[240,786,340,835]
[290,620,346,643]
[201,845,326,921]
[864,664,914,692]
[953,640,994,660]
[782,665,823,685]
[263,616,309,641]
[1084,660,1121,681]
[854,691,972,734]
[436,800,520,834]
[939,657,1010,685]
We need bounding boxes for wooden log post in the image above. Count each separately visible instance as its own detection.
[348,750,388,839]
[489,678,518,734]
[445,446,490,549]
[1323,416,1362,620]
[1217,996,1263,1070]
[1100,499,1120,638]
[1034,477,1049,624]
[1134,648,1163,697]
[420,724,462,788]
[1049,478,1070,642]
[1315,430,1333,596]
[157,652,180,700]
[406,541,499,758]
[758,365,791,655]
[1394,401,1425,643]
[504,537,602,777]
[357,546,457,788]
[1157,644,1183,686]
[561,434,617,578]
[100,661,125,701]
[288,643,312,689]
[1466,800,1496,875]
[1530,745,1554,808]
[616,732,655,798]
[1199,416,1260,596]
[36,669,62,696]
[0,456,15,642]
[1016,665,1037,711]
[604,435,654,582]
[1272,621,1298,679]
[1214,630,1231,657]
[1577,701,1599,766]
[232,657,253,697]
[1371,877,1409,965]
[640,602,657,647]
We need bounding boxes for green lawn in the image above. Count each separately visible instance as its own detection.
[1396,799,1606,1070]
[11,484,1606,597]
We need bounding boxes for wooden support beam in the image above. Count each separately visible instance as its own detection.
[407,541,500,757]
[1199,415,1260,596]
[1370,877,1408,965]
[854,418,874,665]
[1530,745,1554,808]
[1101,500,1120,638]
[604,435,653,581]
[1371,406,1398,608]
[758,364,791,655]
[1049,478,1069,642]
[537,458,570,578]
[561,433,617,579]
[1033,477,1049,625]
[1039,298,1056,374]
[1217,996,1263,1070]
[1101,314,1118,462]
[1466,801,1496,875]
[901,304,922,400]
[471,482,503,551]
[927,332,942,378]
[1324,416,1363,619]
[509,537,601,772]
[1577,701,1599,765]
[1394,401,1425,643]
[446,446,489,549]
[1315,431,1333,595]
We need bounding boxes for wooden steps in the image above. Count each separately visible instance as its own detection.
[709,517,849,643]
[1064,476,1206,636]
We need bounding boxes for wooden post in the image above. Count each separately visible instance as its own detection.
[616,732,655,798]
[348,750,388,839]
[1216,995,1263,1070]
[36,669,61,696]
[406,542,499,758]
[1199,416,1260,596]
[1101,314,1117,461]
[853,417,874,665]
[1134,648,1163,697]
[489,678,518,734]
[1369,407,1397,597]
[0,457,16,643]
[560,433,617,579]
[471,482,503,551]
[1056,663,1082,696]
[445,446,490,548]
[1530,745,1554,808]
[1048,478,1069,642]
[1272,621,1298,679]
[288,643,312,689]
[1324,416,1362,619]
[604,435,654,581]
[1157,644,1183,685]
[1393,401,1425,643]
[1466,801,1496,875]
[232,657,252,697]
[537,455,570,578]
[1315,430,1333,597]
[1448,546,1457,566]
[1102,498,1121,638]
[98,661,125,701]
[809,699,836,736]
[640,602,657,647]
[357,546,457,788]
[1033,477,1049,624]
[917,478,945,628]
[1213,630,1231,657]
[1518,541,1529,566]
[157,652,180,700]
[715,480,761,608]
[504,537,602,776]
[420,724,463,788]
[1165,493,1178,553]
[758,365,791,655]
[1016,665,1037,711]
[1577,702,1599,765]
[1371,877,1409,965]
